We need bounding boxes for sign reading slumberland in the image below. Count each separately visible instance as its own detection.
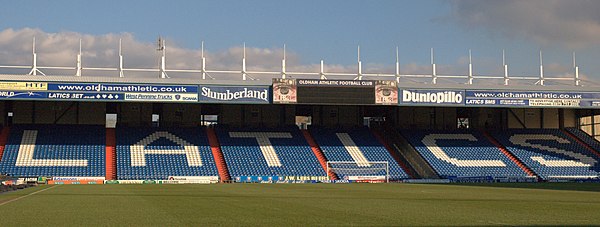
[198,85,270,104]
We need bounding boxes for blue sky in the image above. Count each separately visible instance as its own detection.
[2,0,600,82]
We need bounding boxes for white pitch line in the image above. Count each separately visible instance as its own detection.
[0,185,58,206]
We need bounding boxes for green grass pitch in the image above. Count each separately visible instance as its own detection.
[1,183,600,226]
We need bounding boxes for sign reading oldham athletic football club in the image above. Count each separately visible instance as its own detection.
[198,85,270,104]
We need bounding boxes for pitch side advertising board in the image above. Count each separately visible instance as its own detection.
[198,85,270,104]
[0,81,199,103]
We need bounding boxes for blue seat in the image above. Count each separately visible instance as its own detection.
[401,129,529,179]
[115,127,218,180]
[217,126,325,182]
[0,125,105,177]
[310,126,409,181]
[491,129,600,180]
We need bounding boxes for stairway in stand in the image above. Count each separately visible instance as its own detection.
[206,127,231,182]
[105,128,117,180]
[0,127,10,162]
[301,129,338,180]
[371,128,416,179]
[482,130,539,180]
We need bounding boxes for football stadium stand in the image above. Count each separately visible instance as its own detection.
[491,129,600,180]
[115,127,218,180]
[216,126,326,181]
[0,125,105,177]
[565,128,600,157]
[309,126,410,180]
[401,130,531,179]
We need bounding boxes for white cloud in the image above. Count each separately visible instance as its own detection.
[449,0,600,48]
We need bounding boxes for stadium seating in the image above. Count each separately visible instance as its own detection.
[309,126,409,180]
[401,130,529,179]
[0,125,105,177]
[115,127,218,180]
[565,128,600,154]
[491,129,600,179]
[216,126,326,181]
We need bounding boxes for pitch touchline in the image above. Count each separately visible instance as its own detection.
[0,185,58,206]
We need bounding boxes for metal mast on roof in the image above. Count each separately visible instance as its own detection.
[76,39,82,77]
[119,39,124,78]
[573,52,580,86]
[319,60,326,79]
[281,44,287,79]
[199,41,214,80]
[539,50,544,86]
[468,49,473,85]
[431,48,437,84]
[395,46,400,83]
[356,45,363,80]
[503,49,509,85]
[28,37,45,76]
[158,37,168,79]
[242,43,247,80]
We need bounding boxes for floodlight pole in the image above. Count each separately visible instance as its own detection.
[28,37,45,76]
[76,39,82,77]
[431,48,437,84]
[468,49,473,85]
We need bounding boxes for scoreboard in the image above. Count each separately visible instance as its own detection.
[297,86,374,104]
[272,79,398,105]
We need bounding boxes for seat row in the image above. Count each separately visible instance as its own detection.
[1,125,599,181]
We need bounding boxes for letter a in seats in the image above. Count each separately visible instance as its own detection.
[130,131,202,167]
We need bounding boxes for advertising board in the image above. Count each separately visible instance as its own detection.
[0,80,199,103]
[272,78,297,104]
[199,85,270,104]
[399,89,465,106]
[0,82,47,91]
[374,80,398,105]
[465,90,600,108]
